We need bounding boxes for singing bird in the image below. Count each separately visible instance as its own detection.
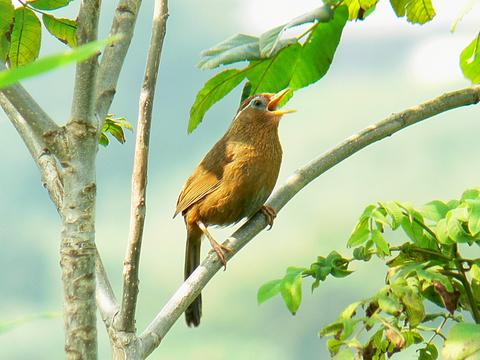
[174,88,294,327]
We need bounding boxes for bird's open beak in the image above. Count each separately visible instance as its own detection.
[268,88,296,115]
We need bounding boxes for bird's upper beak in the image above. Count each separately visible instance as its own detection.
[268,89,296,116]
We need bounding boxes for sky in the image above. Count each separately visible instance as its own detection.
[1,0,480,359]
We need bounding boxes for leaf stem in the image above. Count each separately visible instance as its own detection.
[454,245,480,323]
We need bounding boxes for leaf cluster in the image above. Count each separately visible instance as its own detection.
[258,188,480,359]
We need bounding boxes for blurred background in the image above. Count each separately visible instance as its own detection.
[1,0,480,358]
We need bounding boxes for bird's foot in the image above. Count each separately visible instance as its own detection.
[261,205,277,230]
[210,241,232,270]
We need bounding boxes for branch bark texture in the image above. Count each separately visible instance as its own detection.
[139,85,480,356]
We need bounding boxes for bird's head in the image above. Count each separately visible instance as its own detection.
[235,89,295,126]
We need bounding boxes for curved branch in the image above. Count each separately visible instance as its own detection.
[139,85,480,356]
[0,93,63,210]
[115,0,169,333]
[95,0,142,125]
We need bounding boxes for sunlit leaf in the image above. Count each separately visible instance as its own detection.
[27,0,74,10]
[390,0,436,24]
[460,35,480,84]
[257,279,281,304]
[420,200,450,222]
[42,14,77,47]
[0,0,14,36]
[9,7,41,67]
[280,267,304,315]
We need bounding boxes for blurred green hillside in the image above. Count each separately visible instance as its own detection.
[1,0,480,359]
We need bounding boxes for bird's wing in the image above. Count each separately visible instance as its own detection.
[174,168,221,217]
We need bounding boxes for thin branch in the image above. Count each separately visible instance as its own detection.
[96,0,142,125]
[454,245,480,323]
[115,0,169,333]
[0,63,59,137]
[69,0,101,128]
[0,93,63,211]
[139,85,480,356]
[96,248,119,328]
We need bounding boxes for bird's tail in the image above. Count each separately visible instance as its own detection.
[184,224,202,327]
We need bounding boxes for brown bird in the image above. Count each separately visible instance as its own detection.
[174,88,294,327]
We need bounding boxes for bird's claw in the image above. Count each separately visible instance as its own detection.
[211,242,232,271]
[260,205,277,230]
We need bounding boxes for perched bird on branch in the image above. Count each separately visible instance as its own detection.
[175,88,294,327]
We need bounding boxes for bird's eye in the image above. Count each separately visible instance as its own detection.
[251,98,264,109]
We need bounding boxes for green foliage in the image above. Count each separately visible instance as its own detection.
[27,0,74,10]
[460,34,480,84]
[99,114,133,147]
[259,188,480,358]
[0,36,119,89]
[42,14,77,47]
[389,0,436,24]
[9,7,41,67]
[188,5,348,132]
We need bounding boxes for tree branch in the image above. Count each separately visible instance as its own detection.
[115,0,169,333]
[96,0,142,125]
[0,93,63,211]
[0,63,59,137]
[139,85,480,356]
[96,248,119,328]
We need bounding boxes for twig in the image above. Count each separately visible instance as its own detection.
[454,246,480,323]
[426,315,449,344]
[95,248,119,329]
[115,0,169,333]
[0,94,63,210]
[95,0,142,125]
[138,85,480,356]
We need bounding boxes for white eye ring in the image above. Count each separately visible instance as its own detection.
[250,98,265,109]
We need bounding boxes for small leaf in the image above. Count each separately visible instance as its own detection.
[402,291,425,327]
[333,349,354,360]
[340,301,363,320]
[418,343,438,360]
[385,327,405,349]
[443,323,480,360]
[432,280,459,314]
[347,218,371,247]
[99,133,109,147]
[26,0,73,10]
[372,229,390,256]
[461,188,480,201]
[42,14,77,47]
[380,201,404,229]
[0,36,120,89]
[101,115,133,146]
[257,279,281,304]
[377,294,402,315]
[280,267,304,315]
[390,0,436,24]
[466,199,480,236]
[9,7,41,67]
[0,33,10,63]
[188,68,247,133]
[460,35,480,84]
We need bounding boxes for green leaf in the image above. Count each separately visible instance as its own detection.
[466,199,480,236]
[257,279,281,304]
[418,343,438,360]
[100,115,133,146]
[320,321,343,337]
[380,201,404,229]
[247,44,301,94]
[0,36,119,89]
[9,7,41,67]
[0,0,14,37]
[446,208,471,243]
[259,5,333,57]
[348,218,371,247]
[99,133,109,147]
[27,0,73,10]
[462,35,480,79]
[344,0,379,20]
[280,267,304,315]
[289,6,348,89]
[188,68,247,133]
[198,34,260,70]
[416,268,454,292]
[0,33,10,63]
[390,0,436,24]
[333,349,354,360]
[421,200,450,222]
[402,290,425,327]
[340,301,363,320]
[372,229,390,256]
[443,323,480,360]
[42,14,77,48]
[461,188,480,201]
[377,294,402,315]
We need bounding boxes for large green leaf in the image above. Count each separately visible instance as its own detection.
[289,6,348,89]
[0,0,14,36]
[443,323,480,360]
[460,35,480,84]
[0,37,119,89]
[280,267,304,315]
[390,0,436,24]
[9,7,41,67]
[257,279,281,304]
[42,14,77,48]
[188,68,247,133]
[27,0,73,10]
